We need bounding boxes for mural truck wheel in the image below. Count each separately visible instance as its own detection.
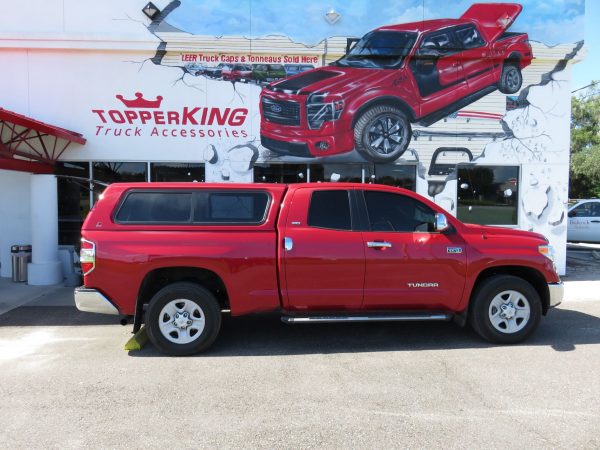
[498,63,523,94]
[354,105,411,163]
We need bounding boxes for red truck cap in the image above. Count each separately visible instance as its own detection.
[460,3,523,42]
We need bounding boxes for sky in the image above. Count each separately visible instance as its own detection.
[166,0,585,45]
[572,0,599,91]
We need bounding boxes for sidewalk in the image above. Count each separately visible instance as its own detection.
[561,243,600,302]
[0,278,74,315]
[0,246,598,315]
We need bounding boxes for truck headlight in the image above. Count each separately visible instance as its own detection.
[539,244,558,273]
[538,244,555,262]
[306,92,344,129]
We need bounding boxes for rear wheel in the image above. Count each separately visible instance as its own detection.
[469,275,541,344]
[498,63,522,94]
[146,282,222,356]
[353,105,411,163]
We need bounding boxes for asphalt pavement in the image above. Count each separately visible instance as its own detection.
[0,246,599,448]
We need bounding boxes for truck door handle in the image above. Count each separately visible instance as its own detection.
[591,220,600,223]
[367,241,392,249]
[284,237,293,251]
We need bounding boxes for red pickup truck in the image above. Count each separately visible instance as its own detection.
[260,3,532,163]
[75,183,562,355]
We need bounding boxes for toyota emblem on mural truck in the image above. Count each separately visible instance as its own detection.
[270,104,282,113]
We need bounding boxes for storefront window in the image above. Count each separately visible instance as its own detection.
[92,162,147,202]
[254,164,307,183]
[366,164,416,190]
[150,163,205,182]
[310,164,363,182]
[54,162,90,248]
[457,165,519,225]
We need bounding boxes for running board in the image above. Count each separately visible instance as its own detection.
[281,313,453,324]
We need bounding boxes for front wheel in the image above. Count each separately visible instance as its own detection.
[498,63,523,94]
[469,275,541,344]
[146,282,222,356]
[353,105,411,163]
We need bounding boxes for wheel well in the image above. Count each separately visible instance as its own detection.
[505,52,522,65]
[470,266,550,314]
[137,267,230,312]
[352,97,417,127]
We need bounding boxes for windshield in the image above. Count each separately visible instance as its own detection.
[334,31,417,69]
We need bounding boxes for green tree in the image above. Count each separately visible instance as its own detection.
[570,82,600,198]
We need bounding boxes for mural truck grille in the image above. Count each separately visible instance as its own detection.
[262,98,300,126]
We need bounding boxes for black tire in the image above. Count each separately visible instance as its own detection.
[146,282,222,356]
[469,275,541,344]
[498,63,523,94]
[353,105,411,163]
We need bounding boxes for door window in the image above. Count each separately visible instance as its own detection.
[364,191,435,232]
[570,202,600,217]
[419,31,457,56]
[307,190,352,230]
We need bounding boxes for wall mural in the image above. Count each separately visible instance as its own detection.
[95,0,583,272]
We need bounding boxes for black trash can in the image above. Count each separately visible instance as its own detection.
[11,245,32,282]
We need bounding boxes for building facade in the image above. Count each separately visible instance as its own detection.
[0,0,585,280]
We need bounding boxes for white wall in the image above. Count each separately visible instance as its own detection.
[0,170,32,278]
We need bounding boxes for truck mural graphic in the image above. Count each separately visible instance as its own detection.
[260,3,533,163]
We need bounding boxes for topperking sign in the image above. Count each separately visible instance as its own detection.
[91,92,249,139]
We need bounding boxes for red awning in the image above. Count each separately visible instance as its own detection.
[0,107,86,174]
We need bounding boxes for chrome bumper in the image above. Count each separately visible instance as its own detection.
[74,287,120,315]
[548,282,564,308]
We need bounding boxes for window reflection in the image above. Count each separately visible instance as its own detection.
[309,164,362,182]
[54,161,90,249]
[366,164,416,190]
[151,163,205,182]
[254,164,307,183]
[92,162,147,203]
[457,165,519,225]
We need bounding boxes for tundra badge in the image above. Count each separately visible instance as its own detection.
[407,283,439,288]
[447,247,463,254]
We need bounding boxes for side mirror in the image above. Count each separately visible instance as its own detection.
[434,213,450,232]
[568,211,575,218]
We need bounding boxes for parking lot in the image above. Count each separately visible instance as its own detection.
[1,247,599,449]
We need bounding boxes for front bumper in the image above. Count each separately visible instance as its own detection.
[548,282,564,308]
[74,287,120,315]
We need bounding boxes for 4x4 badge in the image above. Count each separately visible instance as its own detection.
[447,247,462,254]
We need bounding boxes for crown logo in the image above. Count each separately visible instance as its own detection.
[116,92,163,108]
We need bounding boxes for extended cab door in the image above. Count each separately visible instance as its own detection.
[452,24,496,91]
[280,187,365,311]
[359,189,467,310]
[409,29,468,116]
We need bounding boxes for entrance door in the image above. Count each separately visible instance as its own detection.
[359,189,467,310]
[281,188,365,311]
